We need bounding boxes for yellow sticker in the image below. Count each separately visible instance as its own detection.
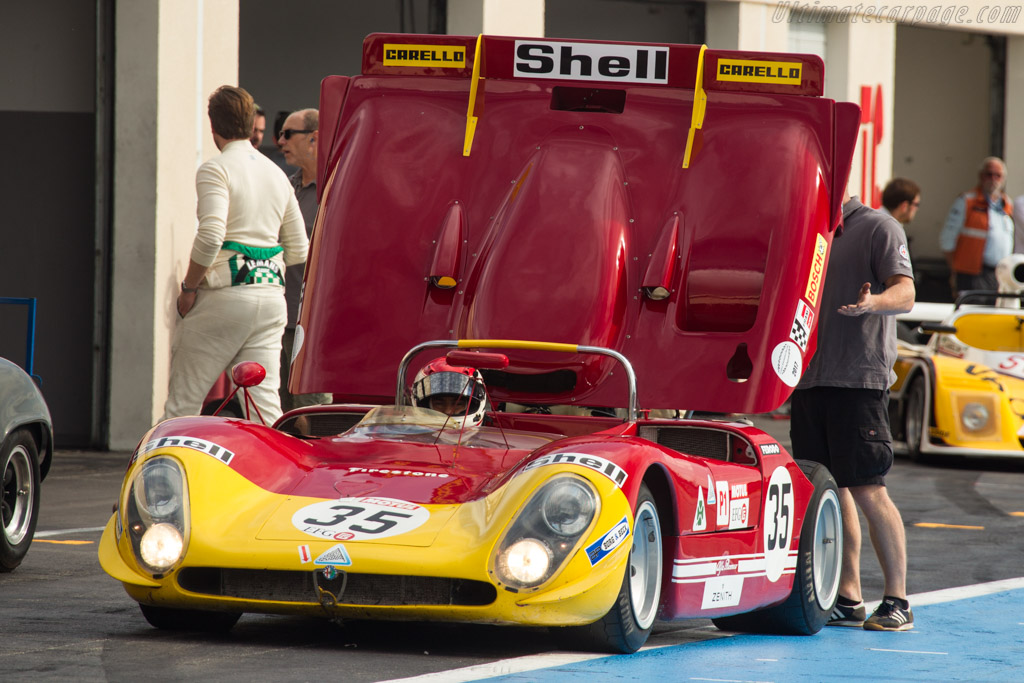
[383,44,466,68]
[716,59,802,85]
[804,234,828,306]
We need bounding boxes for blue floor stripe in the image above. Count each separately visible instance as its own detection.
[486,589,1024,682]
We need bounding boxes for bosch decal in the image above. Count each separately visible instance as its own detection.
[804,234,828,306]
[514,40,668,84]
[522,452,628,487]
[138,435,235,465]
[586,517,631,566]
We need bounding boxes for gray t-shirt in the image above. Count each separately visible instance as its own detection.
[285,169,317,328]
[797,197,914,390]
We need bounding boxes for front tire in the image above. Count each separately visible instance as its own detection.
[564,482,662,653]
[1,430,41,572]
[903,377,926,460]
[713,461,841,634]
[140,603,241,632]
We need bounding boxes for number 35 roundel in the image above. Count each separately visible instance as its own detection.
[763,466,795,582]
[293,497,430,541]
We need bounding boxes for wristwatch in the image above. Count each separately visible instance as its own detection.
[180,281,199,294]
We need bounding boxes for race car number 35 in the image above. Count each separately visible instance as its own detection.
[292,497,430,541]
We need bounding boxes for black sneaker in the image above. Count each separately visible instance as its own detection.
[864,599,914,631]
[828,600,866,627]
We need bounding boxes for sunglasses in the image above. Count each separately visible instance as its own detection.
[278,128,315,140]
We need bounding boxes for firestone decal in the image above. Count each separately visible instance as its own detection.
[293,497,430,541]
[348,466,450,479]
[522,452,628,488]
[137,435,235,465]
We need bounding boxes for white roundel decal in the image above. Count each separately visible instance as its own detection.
[292,497,429,541]
[763,466,795,582]
[771,340,802,388]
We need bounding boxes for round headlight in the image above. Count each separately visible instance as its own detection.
[134,460,183,519]
[541,478,596,536]
[140,523,184,571]
[499,538,552,586]
[962,402,990,432]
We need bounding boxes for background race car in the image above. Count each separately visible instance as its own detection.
[100,33,859,652]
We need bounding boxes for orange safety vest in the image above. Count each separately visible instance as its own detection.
[951,187,1013,275]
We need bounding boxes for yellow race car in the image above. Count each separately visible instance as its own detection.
[893,289,1024,459]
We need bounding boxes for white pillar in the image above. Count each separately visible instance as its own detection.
[448,0,545,36]
[108,0,239,449]
[1004,36,1024,199]
[706,1,788,52]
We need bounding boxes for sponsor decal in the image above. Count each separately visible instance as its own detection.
[731,483,748,498]
[716,481,730,527]
[804,234,828,306]
[672,551,797,584]
[771,341,802,388]
[522,452,628,488]
[790,299,814,352]
[693,487,707,531]
[706,475,716,504]
[138,435,235,465]
[314,543,352,567]
[701,575,744,609]
[898,244,910,262]
[715,555,737,575]
[348,466,450,479]
[716,59,801,85]
[764,466,795,582]
[760,442,781,456]
[586,517,631,566]
[298,545,311,564]
[383,43,466,67]
[514,40,669,84]
[293,497,430,541]
[729,498,749,529]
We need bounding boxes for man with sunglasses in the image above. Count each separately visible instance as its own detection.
[277,109,332,412]
[940,157,1014,296]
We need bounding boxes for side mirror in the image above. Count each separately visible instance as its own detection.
[231,361,266,387]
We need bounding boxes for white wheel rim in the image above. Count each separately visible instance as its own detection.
[2,444,34,545]
[629,500,663,630]
[812,488,842,610]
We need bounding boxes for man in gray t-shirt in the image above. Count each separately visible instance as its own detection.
[790,195,916,632]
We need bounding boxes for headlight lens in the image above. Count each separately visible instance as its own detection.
[493,475,597,590]
[125,456,189,575]
[961,402,990,432]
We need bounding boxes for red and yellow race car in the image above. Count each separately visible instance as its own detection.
[100,33,859,652]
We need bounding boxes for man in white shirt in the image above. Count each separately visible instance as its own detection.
[163,86,309,424]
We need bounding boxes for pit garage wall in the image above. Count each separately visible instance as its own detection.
[108,0,239,449]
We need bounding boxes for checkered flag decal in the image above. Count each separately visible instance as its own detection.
[790,316,809,350]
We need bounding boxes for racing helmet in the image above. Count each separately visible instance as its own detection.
[412,358,489,428]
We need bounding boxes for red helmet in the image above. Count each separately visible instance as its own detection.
[412,358,489,428]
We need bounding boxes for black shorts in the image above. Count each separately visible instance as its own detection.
[789,387,893,488]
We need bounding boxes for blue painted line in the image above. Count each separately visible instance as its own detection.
[484,589,1024,682]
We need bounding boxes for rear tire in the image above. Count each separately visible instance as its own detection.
[139,603,241,632]
[1,430,40,572]
[712,461,841,635]
[562,483,662,653]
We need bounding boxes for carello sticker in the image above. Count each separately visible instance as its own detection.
[383,43,465,68]
[804,234,828,306]
[586,516,631,566]
[716,59,802,85]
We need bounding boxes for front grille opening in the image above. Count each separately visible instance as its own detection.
[177,568,497,607]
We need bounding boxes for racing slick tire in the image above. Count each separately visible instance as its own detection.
[139,604,242,632]
[562,482,663,653]
[903,377,926,461]
[712,461,841,635]
[1,430,40,572]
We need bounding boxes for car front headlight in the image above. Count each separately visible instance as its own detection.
[124,456,189,575]
[961,402,990,432]
[493,475,597,591]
